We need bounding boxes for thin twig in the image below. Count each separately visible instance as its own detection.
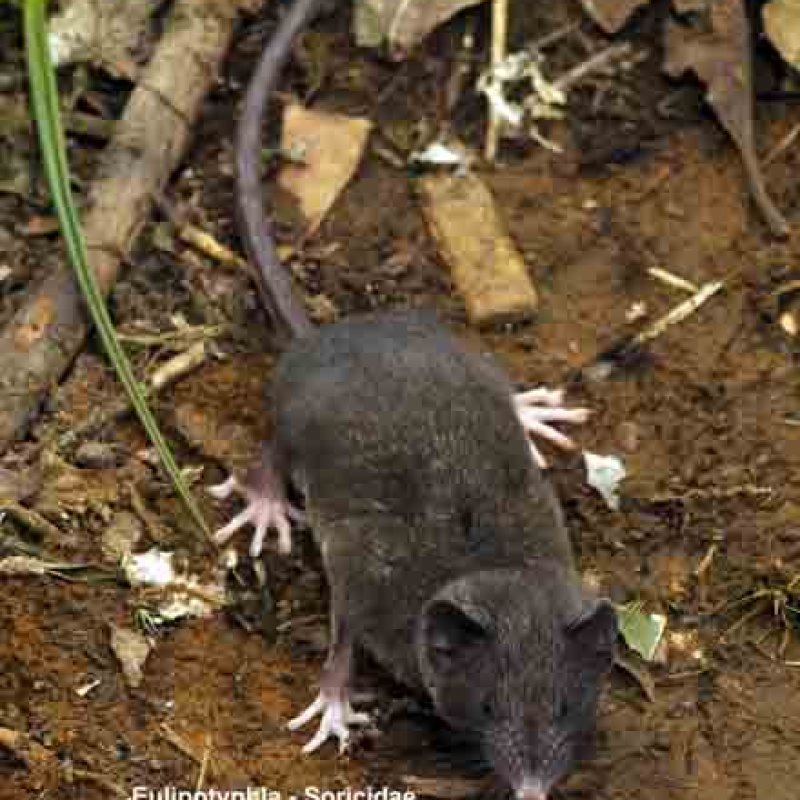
[196,734,212,791]
[178,224,249,271]
[116,327,223,348]
[554,43,634,92]
[160,723,203,765]
[647,267,699,294]
[532,21,580,51]
[694,544,718,578]
[763,122,800,166]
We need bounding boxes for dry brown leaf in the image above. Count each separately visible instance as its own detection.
[354,0,486,55]
[663,2,790,238]
[579,0,653,34]
[763,0,800,71]
[278,105,372,235]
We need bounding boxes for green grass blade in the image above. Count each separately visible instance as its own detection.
[23,0,211,541]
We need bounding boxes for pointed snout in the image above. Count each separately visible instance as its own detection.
[516,778,548,800]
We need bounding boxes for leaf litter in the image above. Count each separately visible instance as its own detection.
[663,0,790,238]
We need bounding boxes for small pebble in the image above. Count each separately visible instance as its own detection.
[75,441,123,469]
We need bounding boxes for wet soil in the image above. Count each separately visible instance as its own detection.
[2,2,800,799]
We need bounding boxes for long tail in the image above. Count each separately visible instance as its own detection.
[235,0,326,340]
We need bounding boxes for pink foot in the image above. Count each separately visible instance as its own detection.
[209,471,304,557]
[514,387,591,468]
[287,690,370,754]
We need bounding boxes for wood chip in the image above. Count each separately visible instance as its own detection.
[418,172,538,326]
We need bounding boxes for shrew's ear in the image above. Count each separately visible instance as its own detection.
[422,599,493,675]
[565,598,618,669]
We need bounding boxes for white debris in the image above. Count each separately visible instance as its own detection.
[409,141,467,167]
[476,50,566,153]
[123,548,175,587]
[75,677,101,697]
[158,594,222,622]
[584,451,627,509]
[779,311,798,337]
[123,548,227,625]
[625,301,648,323]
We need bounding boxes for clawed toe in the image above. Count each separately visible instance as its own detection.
[288,691,370,754]
[207,475,238,500]
[513,386,591,467]
[515,386,564,408]
[209,470,303,556]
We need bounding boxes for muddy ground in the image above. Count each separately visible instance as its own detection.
[2,1,800,799]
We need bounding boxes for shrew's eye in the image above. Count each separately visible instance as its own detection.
[481,699,493,718]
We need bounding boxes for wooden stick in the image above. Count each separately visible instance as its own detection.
[632,280,724,348]
[0,0,243,451]
[484,0,509,161]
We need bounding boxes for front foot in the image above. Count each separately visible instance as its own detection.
[514,387,591,468]
[209,472,304,557]
[287,690,370,754]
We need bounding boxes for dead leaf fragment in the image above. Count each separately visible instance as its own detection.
[663,4,790,238]
[763,0,800,71]
[110,625,152,688]
[278,105,372,236]
[579,0,653,34]
[354,0,486,55]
